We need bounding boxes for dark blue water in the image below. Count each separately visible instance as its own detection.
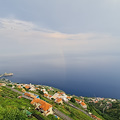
[1,55,120,99]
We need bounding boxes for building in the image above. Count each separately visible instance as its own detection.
[31,98,53,116]
[29,87,36,91]
[0,83,6,86]
[22,88,26,92]
[24,92,39,99]
[41,89,48,94]
[55,98,63,104]
[75,98,82,104]
[80,102,87,109]
[17,85,21,89]
[25,85,30,89]
[67,96,72,100]
[44,94,52,100]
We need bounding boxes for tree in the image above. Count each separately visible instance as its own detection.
[38,90,44,95]
[70,97,75,103]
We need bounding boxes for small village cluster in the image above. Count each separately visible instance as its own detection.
[1,82,87,116]
[88,97,116,103]
[0,81,117,120]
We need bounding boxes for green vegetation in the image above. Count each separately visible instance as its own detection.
[88,102,120,120]
[69,101,85,110]
[2,81,120,120]
[36,89,92,120]
[0,86,56,120]
[70,97,75,103]
[0,106,26,120]
[0,86,37,120]
[55,103,93,120]
[38,90,44,95]
[47,115,58,120]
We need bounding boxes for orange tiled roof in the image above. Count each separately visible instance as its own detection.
[30,94,36,99]
[81,102,86,106]
[60,92,64,95]
[25,85,30,89]
[24,93,36,98]
[95,101,98,103]
[31,98,52,111]
[49,95,52,97]
[75,98,81,102]
[56,98,62,103]
[91,115,97,118]
[91,115,102,120]
[44,94,48,97]
[67,96,71,99]
[24,93,31,97]
[18,85,21,88]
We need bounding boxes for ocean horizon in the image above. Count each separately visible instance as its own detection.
[1,55,120,99]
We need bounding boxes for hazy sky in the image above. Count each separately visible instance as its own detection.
[0,0,120,75]
[0,0,120,72]
[0,0,120,56]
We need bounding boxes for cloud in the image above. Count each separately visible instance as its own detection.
[0,18,120,58]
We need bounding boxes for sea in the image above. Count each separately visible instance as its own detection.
[1,55,120,99]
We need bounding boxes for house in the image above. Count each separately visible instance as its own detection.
[62,97,68,102]
[55,98,63,104]
[52,92,68,102]
[31,98,53,116]
[41,89,48,94]
[48,95,52,100]
[12,86,15,88]
[0,83,6,86]
[25,85,30,89]
[91,114,102,120]
[24,93,31,97]
[44,94,52,100]
[44,94,48,98]
[52,93,59,99]
[22,88,26,92]
[24,92,39,99]
[80,102,87,109]
[29,87,36,91]
[75,98,82,104]
[67,96,72,100]
[18,96,22,99]
[17,85,21,89]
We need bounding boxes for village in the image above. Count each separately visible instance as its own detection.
[0,78,118,120]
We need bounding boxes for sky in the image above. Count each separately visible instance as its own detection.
[0,0,120,98]
[0,0,120,57]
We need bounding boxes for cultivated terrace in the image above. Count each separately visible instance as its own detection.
[0,78,120,120]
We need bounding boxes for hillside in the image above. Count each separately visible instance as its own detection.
[0,78,119,120]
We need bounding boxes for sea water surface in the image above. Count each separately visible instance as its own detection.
[1,55,120,99]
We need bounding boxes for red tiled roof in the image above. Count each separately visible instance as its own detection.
[56,98,62,103]
[44,94,48,97]
[75,98,81,102]
[81,102,86,106]
[25,85,30,89]
[31,98,52,111]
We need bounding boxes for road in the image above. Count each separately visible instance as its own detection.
[66,102,93,119]
[6,86,73,120]
[6,86,33,100]
[53,109,73,120]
